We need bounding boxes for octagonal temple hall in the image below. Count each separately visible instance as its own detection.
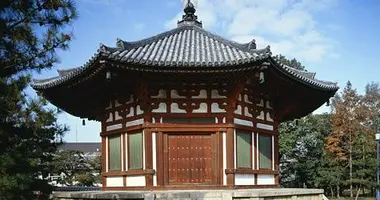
[32,1,338,190]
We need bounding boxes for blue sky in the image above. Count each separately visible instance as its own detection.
[32,0,380,142]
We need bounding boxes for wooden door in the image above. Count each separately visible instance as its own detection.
[167,134,213,184]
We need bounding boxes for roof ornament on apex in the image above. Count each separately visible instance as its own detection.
[178,0,202,27]
[32,1,338,94]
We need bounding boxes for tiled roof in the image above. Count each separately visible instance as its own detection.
[54,186,101,191]
[271,58,338,91]
[31,24,338,92]
[101,25,268,67]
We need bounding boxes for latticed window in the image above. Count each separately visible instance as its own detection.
[109,135,121,171]
[259,135,272,169]
[129,132,143,170]
[236,130,251,168]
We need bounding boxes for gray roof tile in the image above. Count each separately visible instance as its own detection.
[31,24,338,92]
[98,26,265,67]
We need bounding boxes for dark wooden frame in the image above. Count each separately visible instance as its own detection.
[99,80,281,190]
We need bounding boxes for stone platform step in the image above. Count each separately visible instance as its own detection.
[53,188,324,200]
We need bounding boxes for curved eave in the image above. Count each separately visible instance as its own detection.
[31,52,273,90]
[269,57,339,92]
[32,54,339,93]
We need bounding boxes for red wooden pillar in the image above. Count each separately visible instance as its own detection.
[274,121,280,186]
[144,128,153,187]
[101,136,107,189]
[226,127,235,186]
[156,131,164,186]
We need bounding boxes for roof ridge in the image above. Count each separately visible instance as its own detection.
[107,25,257,54]
[281,64,316,79]
[57,67,81,77]
[190,25,254,52]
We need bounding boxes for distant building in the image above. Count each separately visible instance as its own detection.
[57,142,101,158]
[49,143,102,187]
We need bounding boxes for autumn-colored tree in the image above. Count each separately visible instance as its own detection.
[328,81,369,197]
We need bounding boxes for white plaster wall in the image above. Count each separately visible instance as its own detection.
[105,102,112,110]
[115,111,122,120]
[152,132,157,186]
[235,174,255,185]
[106,113,113,122]
[152,103,167,113]
[257,123,274,131]
[193,103,207,113]
[125,133,128,170]
[211,103,226,113]
[272,136,275,170]
[171,90,186,99]
[223,132,227,185]
[266,112,274,122]
[126,95,134,104]
[106,176,123,187]
[244,94,252,104]
[106,123,122,131]
[115,100,122,107]
[126,119,144,127]
[121,134,124,171]
[234,129,236,169]
[151,90,167,98]
[257,111,265,120]
[234,105,242,115]
[170,103,186,113]
[105,137,108,172]
[126,176,146,187]
[257,99,264,107]
[234,118,253,127]
[266,101,272,109]
[142,130,145,170]
[211,89,226,98]
[136,105,144,115]
[256,133,259,170]
[192,89,207,99]
[126,107,134,117]
[244,107,253,117]
[257,174,275,185]
[252,132,255,169]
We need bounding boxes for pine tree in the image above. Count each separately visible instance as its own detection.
[279,114,331,188]
[0,0,77,199]
[274,54,306,71]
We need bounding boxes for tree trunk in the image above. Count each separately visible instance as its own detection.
[350,130,353,198]
[330,187,334,198]
[337,184,340,198]
[355,185,361,200]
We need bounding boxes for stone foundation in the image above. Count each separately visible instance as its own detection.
[53,188,324,200]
